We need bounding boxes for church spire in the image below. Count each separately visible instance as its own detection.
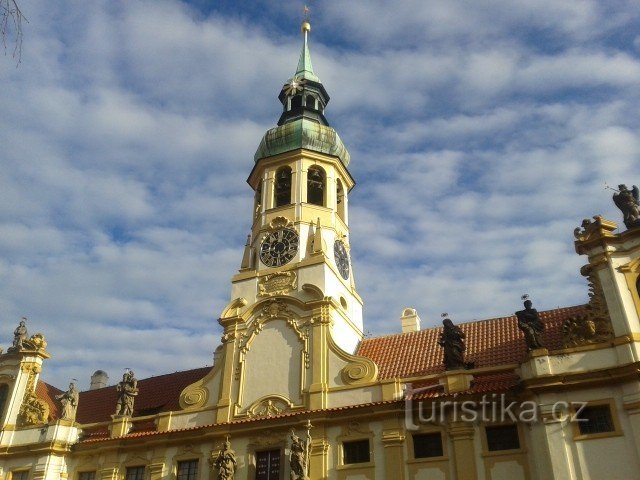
[295,20,319,82]
[276,19,330,127]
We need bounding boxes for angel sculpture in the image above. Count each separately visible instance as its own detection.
[613,184,640,230]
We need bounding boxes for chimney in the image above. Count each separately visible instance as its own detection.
[90,370,109,390]
[401,308,421,333]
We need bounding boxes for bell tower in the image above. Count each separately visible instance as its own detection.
[185,20,379,423]
[231,19,363,353]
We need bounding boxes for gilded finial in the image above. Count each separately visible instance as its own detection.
[302,5,311,32]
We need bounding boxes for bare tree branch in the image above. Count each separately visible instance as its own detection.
[1,0,27,64]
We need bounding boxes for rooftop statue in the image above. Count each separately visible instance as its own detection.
[212,440,237,480]
[8,318,28,352]
[439,317,466,370]
[56,382,79,421]
[612,184,640,229]
[115,370,139,417]
[515,299,545,351]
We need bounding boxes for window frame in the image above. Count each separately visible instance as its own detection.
[480,423,527,457]
[411,431,445,460]
[341,438,371,465]
[572,399,623,441]
[175,460,198,480]
[124,466,146,480]
[78,471,96,480]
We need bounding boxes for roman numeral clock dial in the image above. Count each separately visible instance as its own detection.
[259,228,300,268]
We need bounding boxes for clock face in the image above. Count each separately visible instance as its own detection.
[259,228,299,268]
[334,239,350,280]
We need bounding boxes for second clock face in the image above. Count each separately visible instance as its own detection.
[334,239,350,280]
[259,228,299,267]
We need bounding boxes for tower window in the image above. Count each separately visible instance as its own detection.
[254,181,262,217]
[337,179,346,221]
[305,95,316,109]
[307,167,325,206]
[291,95,302,110]
[274,167,292,207]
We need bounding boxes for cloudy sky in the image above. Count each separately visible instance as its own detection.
[1,0,639,389]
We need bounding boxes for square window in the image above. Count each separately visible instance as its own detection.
[12,472,29,480]
[412,432,443,458]
[79,472,96,480]
[485,425,520,452]
[577,405,615,435]
[255,449,280,480]
[177,461,198,480]
[125,467,145,480]
[343,439,370,464]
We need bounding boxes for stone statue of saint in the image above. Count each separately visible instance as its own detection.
[439,318,466,370]
[515,300,545,350]
[212,441,237,480]
[289,428,310,480]
[9,318,28,352]
[613,184,640,229]
[56,382,79,421]
[115,370,138,417]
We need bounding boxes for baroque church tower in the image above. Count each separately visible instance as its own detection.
[194,20,379,425]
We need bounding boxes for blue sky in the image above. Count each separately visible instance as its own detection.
[1,0,639,389]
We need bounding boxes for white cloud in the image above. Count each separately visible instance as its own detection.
[0,0,638,388]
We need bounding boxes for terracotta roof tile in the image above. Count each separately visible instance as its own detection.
[75,366,211,424]
[357,305,586,380]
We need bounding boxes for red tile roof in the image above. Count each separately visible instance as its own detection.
[356,305,586,380]
[36,381,63,421]
[75,366,211,424]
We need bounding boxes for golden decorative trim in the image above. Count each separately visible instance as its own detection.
[18,363,48,426]
[246,395,294,418]
[269,216,293,230]
[562,264,614,347]
[574,215,618,254]
[326,330,378,385]
[523,361,640,392]
[257,271,297,297]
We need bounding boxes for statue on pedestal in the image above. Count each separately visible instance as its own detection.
[115,370,138,416]
[8,318,28,352]
[212,439,237,480]
[515,298,545,351]
[56,381,79,421]
[439,317,466,370]
[289,424,312,480]
[613,184,640,229]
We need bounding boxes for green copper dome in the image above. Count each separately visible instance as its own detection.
[254,117,350,167]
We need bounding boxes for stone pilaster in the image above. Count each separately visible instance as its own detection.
[448,421,477,480]
[534,404,577,479]
[381,426,406,480]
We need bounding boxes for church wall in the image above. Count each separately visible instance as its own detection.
[240,319,304,410]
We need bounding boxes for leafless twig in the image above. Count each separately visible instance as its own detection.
[1,0,27,64]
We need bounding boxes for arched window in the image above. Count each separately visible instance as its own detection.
[307,167,325,206]
[337,179,346,221]
[306,95,316,110]
[254,181,262,218]
[0,384,8,421]
[291,95,303,110]
[274,167,292,207]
